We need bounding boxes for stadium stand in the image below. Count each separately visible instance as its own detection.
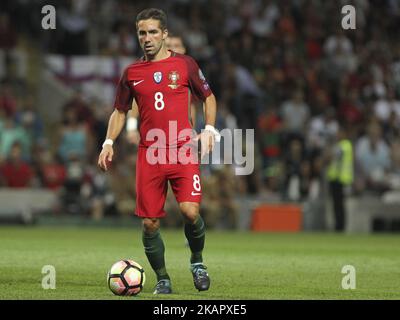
[1,0,400,232]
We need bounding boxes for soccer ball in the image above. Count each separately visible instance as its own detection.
[107,259,146,296]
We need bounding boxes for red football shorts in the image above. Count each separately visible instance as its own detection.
[135,146,202,218]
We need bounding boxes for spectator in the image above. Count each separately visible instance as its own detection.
[280,89,310,143]
[107,151,137,218]
[257,103,282,185]
[324,28,353,57]
[0,142,33,188]
[36,150,66,191]
[355,120,392,194]
[281,136,308,202]
[249,0,280,37]
[323,28,357,82]
[0,116,31,162]
[373,88,400,124]
[184,7,212,60]
[307,107,338,153]
[83,164,117,221]
[0,81,17,118]
[215,165,240,229]
[63,92,95,130]
[200,173,220,229]
[60,155,87,215]
[0,13,17,50]
[57,105,92,163]
[56,0,90,55]
[337,89,364,138]
[14,94,44,146]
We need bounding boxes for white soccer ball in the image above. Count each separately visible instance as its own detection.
[107,259,146,296]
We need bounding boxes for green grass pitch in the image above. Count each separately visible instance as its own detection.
[0,226,399,299]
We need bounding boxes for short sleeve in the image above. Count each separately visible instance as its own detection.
[113,68,134,112]
[185,56,213,102]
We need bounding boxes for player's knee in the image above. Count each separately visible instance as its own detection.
[142,218,160,234]
[180,203,199,223]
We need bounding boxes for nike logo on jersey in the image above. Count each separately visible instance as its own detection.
[133,80,144,86]
[191,192,202,196]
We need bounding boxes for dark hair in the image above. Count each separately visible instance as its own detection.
[136,8,167,30]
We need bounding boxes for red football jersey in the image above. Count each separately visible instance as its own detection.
[114,51,212,148]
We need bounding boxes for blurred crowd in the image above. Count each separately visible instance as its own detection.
[1,0,400,228]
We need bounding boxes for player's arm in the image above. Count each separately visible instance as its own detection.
[98,109,127,171]
[186,56,220,158]
[203,93,217,128]
[98,67,134,171]
[198,93,220,158]
[126,100,140,145]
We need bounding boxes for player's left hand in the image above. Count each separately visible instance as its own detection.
[194,130,215,159]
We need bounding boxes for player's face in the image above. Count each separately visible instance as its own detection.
[137,19,168,57]
[165,37,186,54]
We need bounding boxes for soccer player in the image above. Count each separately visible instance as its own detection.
[98,8,220,294]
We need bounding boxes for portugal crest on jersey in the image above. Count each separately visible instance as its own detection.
[153,71,162,83]
[168,71,180,89]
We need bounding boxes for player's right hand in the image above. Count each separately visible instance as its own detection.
[98,145,113,171]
